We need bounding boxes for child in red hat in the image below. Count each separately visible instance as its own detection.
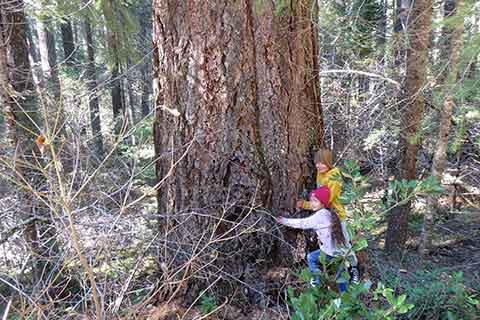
[277,186,350,292]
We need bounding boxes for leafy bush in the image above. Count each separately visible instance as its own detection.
[287,268,414,320]
[397,271,479,319]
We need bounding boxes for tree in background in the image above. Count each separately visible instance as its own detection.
[98,0,139,132]
[57,0,77,65]
[385,0,433,253]
[419,0,466,256]
[82,0,104,157]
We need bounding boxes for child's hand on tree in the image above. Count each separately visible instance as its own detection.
[276,217,285,224]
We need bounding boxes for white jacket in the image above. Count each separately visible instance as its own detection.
[280,209,351,257]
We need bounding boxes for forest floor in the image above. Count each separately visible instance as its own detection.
[1,162,478,319]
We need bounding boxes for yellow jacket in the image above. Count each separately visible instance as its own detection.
[301,167,346,220]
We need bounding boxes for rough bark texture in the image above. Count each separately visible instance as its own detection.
[418,0,463,257]
[152,0,323,298]
[153,0,322,212]
[385,0,432,253]
[84,15,104,157]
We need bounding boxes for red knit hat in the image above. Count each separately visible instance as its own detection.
[309,186,330,207]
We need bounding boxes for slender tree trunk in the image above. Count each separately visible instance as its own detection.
[140,10,152,119]
[438,0,456,83]
[418,0,464,257]
[140,63,151,117]
[385,0,433,253]
[393,0,410,69]
[37,18,60,99]
[126,59,137,124]
[84,16,104,157]
[111,61,125,119]
[60,19,76,65]
[26,18,40,63]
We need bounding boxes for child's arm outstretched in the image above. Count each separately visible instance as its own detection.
[277,210,330,230]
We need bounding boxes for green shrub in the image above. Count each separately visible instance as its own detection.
[402,271,479,319]
[199,294,217,315]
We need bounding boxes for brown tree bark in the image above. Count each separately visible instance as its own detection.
[418,0,464,257]
[385,0,433,253]
[152,0,323,270]
[84,14,104,157]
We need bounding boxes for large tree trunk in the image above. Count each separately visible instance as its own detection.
[153,0,322,297]
[84,15,104,157]
[418,0,464,257]
[385,0,433,253]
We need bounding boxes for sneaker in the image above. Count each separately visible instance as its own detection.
[350,267,360,285]
[310,279,319,287]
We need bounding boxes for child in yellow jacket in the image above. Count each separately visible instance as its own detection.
[297,149,346,220]
[296,148,360,284]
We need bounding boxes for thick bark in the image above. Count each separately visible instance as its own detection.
[385,0,432,253]
[60,20,76,65]
[152,0,323,275]
[418,0,464,257]
[84,16,104,157]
